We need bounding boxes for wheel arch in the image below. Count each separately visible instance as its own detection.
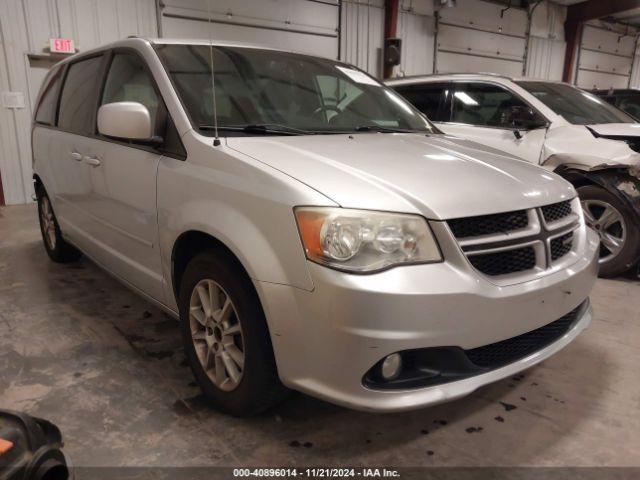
[170,230,253,305]
[553,166,640,223]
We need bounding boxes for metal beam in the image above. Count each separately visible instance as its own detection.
[566,0,640,23]
[383,0,399,79]
[562,20,583,82]
[562,0,640,82]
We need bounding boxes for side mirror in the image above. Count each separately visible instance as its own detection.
[504,105,546,130]
[97,102,159,143]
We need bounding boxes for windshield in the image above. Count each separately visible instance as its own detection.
[155,44,434,135]
[516,81,634,125]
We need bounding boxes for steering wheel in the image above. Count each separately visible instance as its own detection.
[313,105,342,117]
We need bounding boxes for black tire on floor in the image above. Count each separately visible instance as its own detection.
[178,250,288,416]
[36,187,82,263]
[577,184,640,278]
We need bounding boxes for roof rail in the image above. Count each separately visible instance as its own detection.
[393,72,515,81]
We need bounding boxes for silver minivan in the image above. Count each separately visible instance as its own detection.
[32,38,599,415]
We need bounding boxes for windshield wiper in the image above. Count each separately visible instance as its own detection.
[355,124,422,133]
[198,124,315,136]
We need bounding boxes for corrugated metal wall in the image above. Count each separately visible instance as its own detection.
[0,0,156,205]
[340,0,385,77]
[526,0,566,81]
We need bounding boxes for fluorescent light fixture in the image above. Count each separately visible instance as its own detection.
[454,91,479,106]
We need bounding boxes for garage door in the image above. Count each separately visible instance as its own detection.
[435,0,527,77]
[575,23,636,90]
[160,0,339,59]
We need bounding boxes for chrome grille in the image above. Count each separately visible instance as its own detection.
[447,199,580,278]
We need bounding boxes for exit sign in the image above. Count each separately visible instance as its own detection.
[49,38,75,54]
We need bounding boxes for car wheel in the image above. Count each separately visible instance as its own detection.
[37,188,82,263]
[178,250,288,416]
[578,185,640,277]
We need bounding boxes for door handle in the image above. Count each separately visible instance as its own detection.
[83,156,101,167]
[70,151,83,161]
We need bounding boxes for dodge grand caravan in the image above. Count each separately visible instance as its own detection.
[389,74,640,277]
[32,38,599,415]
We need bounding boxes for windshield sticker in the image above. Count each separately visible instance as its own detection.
[336,66,381,86]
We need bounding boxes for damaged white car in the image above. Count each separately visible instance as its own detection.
[389,75,640,277]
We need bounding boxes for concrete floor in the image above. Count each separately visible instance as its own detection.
[1,204,639,469]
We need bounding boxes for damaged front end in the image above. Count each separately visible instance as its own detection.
[541,123,640,191]
[559,168,640,219]
[540,124,640,274]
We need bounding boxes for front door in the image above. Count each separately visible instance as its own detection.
[435,82,548,164]
[81,51,166,301]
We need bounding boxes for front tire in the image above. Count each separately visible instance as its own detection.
[36,188,82,263]
[578,184,640,277]
[178,250,287,416]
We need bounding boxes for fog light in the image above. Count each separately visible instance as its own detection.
[381,353,402,380]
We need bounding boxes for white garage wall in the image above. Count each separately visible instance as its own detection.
[161,0,339,59]
[526,0,566,81]
[435,0,528,77]
[575,22,638,89]
[630,48,640,89]
[397,0,435,76]
[340,0,384,77]
[0,0,156,205]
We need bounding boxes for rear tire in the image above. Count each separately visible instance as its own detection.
[178,250,288,416]
[578,184,640,277]
[36,187,82,263]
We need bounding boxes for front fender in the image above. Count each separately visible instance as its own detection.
[558,167,640,223]
[156,143,336,311]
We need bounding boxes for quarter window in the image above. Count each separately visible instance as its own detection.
[35,67,63,125]
[58,55,104,135]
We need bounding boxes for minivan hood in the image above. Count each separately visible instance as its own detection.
[227,133,575,219]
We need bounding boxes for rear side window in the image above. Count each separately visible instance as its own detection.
[393,83,450,121]
[58,55,104,135]
[35,67,63,125]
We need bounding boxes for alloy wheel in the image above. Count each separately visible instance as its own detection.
[581,199,627,264]
[40,196,57,250]
[189,279,245,391]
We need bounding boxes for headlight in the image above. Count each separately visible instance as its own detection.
[629,164,640,180]
[294,207,442,273]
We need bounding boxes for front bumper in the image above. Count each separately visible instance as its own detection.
[257,227,599,412]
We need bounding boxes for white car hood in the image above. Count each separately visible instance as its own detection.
[227,133,575,219]
[587,123,640,137]
[542,123,640,171]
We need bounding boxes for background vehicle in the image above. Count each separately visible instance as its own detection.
[32,39,598,415]
[592,88,640,120]
[389,74,640,277]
